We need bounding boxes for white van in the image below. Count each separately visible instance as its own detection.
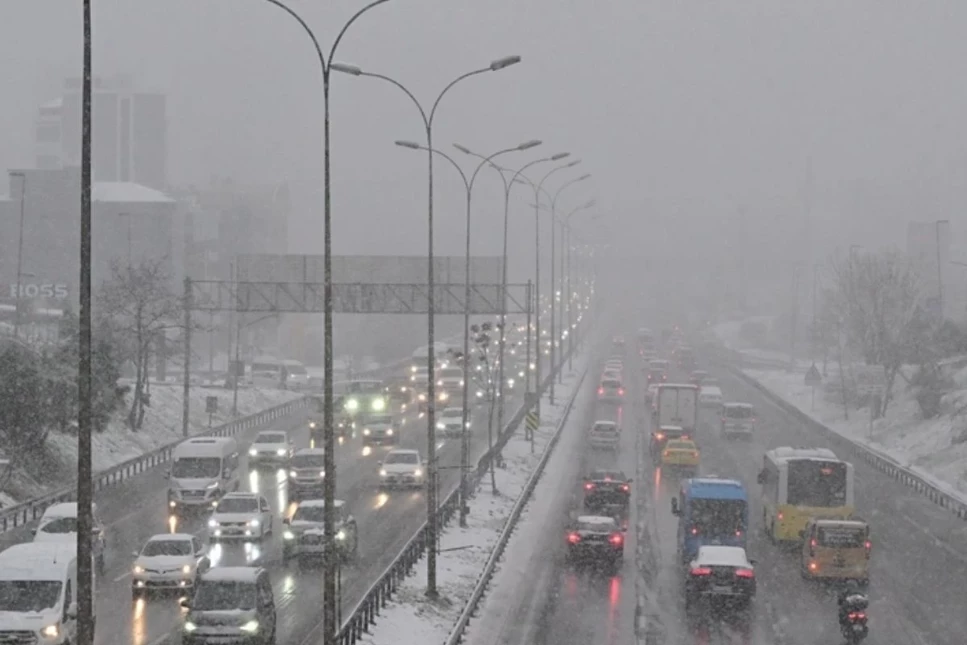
[167,437,239,512]
[250,356,283,389]
[0,542,97,645]
[699,385,724,408]
[282,359,309,390]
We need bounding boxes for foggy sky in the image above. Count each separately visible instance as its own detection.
[2,1,967,274]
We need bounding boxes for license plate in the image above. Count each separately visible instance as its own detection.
[712,585,732,593]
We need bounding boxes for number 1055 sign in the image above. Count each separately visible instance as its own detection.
[9,283,70,299]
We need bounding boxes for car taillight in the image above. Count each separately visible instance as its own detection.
[618,388,625,395]
[735,568,754,579]
[691,451,698,458]
[620,484,630,492]
[598,387,604,395]
[682,434,690,440]
[584,482,595,490]
[777,511,784,520]
[567,532,581,544]
[865,540,872,558]
[848,612,866,621]
[691,567,712,576]
[735,530,742,537]
[609,533,624,546]
[690,527,699,535]
[663,451,670,457]
[809,538,816,557]
[655,432,665,440]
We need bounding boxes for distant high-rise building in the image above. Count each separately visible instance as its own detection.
[33,75,167,191]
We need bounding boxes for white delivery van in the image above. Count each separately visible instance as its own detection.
[282,359,309,390]
[0,542,97,645]
[167,437,239,513]
[699,385,724,409]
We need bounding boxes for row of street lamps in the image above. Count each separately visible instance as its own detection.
[71,4,598,645]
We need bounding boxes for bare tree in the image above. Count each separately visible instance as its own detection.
[99,260,182,430]
[826,249,926,417]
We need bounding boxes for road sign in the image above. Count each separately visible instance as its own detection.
[206,396,219,413]
[525,411,539,433]
[804,364,822,386]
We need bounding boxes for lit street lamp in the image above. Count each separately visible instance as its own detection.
[562,199,595,369]
[333,55,522,598]
[394,138,540,527]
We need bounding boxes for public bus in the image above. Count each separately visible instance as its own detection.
[335,379,388,420]
[671,477,749,564]
[757,446,854,542]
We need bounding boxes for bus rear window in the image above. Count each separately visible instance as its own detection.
[787,461,847,507]
[725,407,753,419]
[688,499,746,536]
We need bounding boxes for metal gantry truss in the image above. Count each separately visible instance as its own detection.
[187,280,532,315]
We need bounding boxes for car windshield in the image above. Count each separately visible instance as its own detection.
[192,581,256,611]
[172,457,221,479]
[286,364,308,375]
[217,498,258,513]
[688,499,747,536]
[577,520,615,533]
[593,424,617,434]
[291,453,325,468]
[256,433,286,444]
[142,539,192,557]
[40,517,78,534]
[385,452,419,465]
[293,506,328,523]
[0,581,62,612]
[349,381,382,394]
[726,407,753,419]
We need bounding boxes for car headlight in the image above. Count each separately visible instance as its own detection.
[418,393,427,401]
[372,398,386,412]
[183,622,197,633]
[42,625,59,638]
[309,422,317,429]
[379,469,388,477]
[345,399,359,411]
[206,481,219,489]
[437,380,444,387]
[507,379,515,388]
[283,530,295,540]
[249,448,257,456]
[410,374,417,382]
[363,428,371,436]
[239,620,260,633]
[414,468,423,477]
[289,470,298,478]
[336,530,346,541]
[476,390,484,398]
[182,564,192,574]
[436,423,445,430]
[133,565,145,574]
[438,393,448,401]
[249,519,260,527]
[208,519,219,528]
[386,428,394,436]
[411,365,418,373]
[320,470,326,477]
[277,448,287,456]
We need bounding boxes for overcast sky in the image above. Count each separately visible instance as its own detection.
[2,1,967,279]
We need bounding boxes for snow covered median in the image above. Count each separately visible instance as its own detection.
[2,385,302,506]
[351,358,589,645]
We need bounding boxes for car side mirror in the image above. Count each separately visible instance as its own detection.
[66,602,78,619]
[748,558,757,566]
[670,498,680,515]
[31,529,37,537]
[756,471,765,485]
[180,598,191,609]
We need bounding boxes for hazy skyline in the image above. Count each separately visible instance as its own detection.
[3,1,967,270]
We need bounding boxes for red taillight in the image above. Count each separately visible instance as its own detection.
[809,538,817,557]
[691,451,699,458]
[735,530,742,537]
[567,532,581,544]
[735,568,754,579]
[682,434,690,440]
[777,512,784,520]
[690,527,699,535]
[691,567,712,576]
[584,482,595,490]
[598,387,604,395]
[663,451,670,457]
[618,388,625,396]
[620,484,630,492]
[848,612,867,621]
[609,534,624,546]
[864,540,872,550]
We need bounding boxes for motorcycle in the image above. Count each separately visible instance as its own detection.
[838,594,869,644]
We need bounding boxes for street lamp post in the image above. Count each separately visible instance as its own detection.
[548,174,591,402]
[9,172,27,339]
[333,55,521,598]
[936,219,949,318]
[252,3,392,643]
[394,139,540,527]
[563,200,595,370]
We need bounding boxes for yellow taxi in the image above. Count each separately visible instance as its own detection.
[660,439,700,472]
[800,517,871,585]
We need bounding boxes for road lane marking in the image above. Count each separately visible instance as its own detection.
[113,570,132,583]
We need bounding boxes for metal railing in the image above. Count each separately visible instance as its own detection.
[442,357,587,645]
[714,354,967,522]
[0,359,404,534]
[336,350,578,645]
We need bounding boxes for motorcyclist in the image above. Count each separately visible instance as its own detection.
[837,584,869,630]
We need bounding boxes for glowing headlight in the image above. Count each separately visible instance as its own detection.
[276,448,287,456]
[248,448,257,456]
[386,428,394,436]
[530,362,536,370]
[363,428,371,436]
[42,625,59,638]
[460,379,465,386]
[438,393,448,401]
[208,519,219,528]
[507,379,515,388]
[248,519,260,527]
[437,380,444,387]
[239,620,260,633]
[183,622,197,633]
[436,422,445,430]
[345,398,359,411]
[379,469,388,477]
[289,470,298,477]
[418,393,427,402]
[518,371,525,379]
[371,398,386,412]
[336,530,346,541]
[411,365,418,373]
[133,565,145,574]
[410,374,417,382]
[309,422,317,429]
[283,530,295,540]
[182,564,192,574]
[413,469,423,477]
[476,390,484,398]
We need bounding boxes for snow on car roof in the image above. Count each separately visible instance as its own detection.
[298,499,345,509]
[724,402,753,409]
[695,546,751,567]
[148,533,194,542]
[294,447,326,456]
[0,543,81,581]
[387,449,420,456]
[200,566,262,583]
[592,420,617,427]
[222,492,258,500]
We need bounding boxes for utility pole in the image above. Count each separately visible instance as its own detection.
[182,277,192,437]
[76,2,95,645]
[936,219,949,319]
[10,171,27,338]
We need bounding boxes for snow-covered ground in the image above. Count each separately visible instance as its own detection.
[353,358,589,645]
[2,384,302,507]
[712,320,967,501]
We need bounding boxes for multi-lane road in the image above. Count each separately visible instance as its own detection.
[0,347,547,645]
[490,333,967,645]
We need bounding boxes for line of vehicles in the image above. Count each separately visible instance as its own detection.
[634,327,870,642]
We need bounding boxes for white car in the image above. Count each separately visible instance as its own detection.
[588,421,621,450]
[248,430,293,464]
[131,533,210,598]
[208,493,273,541]
[33,502,106,572]
[436,407,469,437]
[378,449,425,489]
[699,386,724,409]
